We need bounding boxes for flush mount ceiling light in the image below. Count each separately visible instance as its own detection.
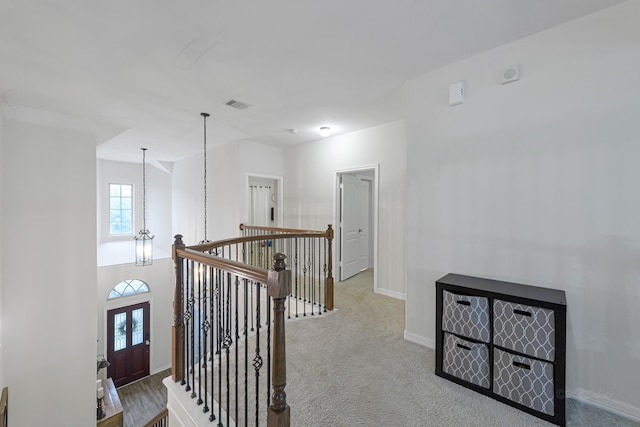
[319,126,331,137]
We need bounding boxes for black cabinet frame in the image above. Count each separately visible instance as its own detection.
[435,273,567,426]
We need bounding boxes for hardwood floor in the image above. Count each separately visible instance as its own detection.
[116,368,171,427]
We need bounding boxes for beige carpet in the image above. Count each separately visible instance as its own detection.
[285,270,639,427]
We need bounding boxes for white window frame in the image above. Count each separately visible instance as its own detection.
[108,183,134,236]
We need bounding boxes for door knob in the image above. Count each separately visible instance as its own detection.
[145,340,150,346]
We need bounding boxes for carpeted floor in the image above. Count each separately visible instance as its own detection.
[284,269,639,427]
[120,269,638,426]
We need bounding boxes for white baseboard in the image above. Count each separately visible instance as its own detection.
[374,288,406,300]
[404,330,435,349]
[164,376,234,427]
[152,364,171,376]
[570,388,640,423]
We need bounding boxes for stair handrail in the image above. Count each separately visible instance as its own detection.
[240,223,328,234]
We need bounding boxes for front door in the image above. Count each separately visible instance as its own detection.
[107,302,150,387]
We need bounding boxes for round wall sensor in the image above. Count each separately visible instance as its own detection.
[501,65,521,84]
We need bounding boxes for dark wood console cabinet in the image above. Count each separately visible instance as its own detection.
[435,273,567,426]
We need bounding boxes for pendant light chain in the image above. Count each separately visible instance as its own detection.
[201,112,210,243]
[142,147,147,233]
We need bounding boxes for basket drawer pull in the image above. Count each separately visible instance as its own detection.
[513,309,532,317]
[512,361,531,370]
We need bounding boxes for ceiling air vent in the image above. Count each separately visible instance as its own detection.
[224,99,249,110]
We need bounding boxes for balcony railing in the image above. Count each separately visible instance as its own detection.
[170,225,333,426]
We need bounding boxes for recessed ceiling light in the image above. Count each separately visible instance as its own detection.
[319,126,331,137]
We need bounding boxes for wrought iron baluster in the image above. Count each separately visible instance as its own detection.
[185,261,192,392]
[287,238,292,319]
[253,282,263,427]
[250,275,255,332]
[216,269,222,356]
[317,238,322,315]
[311,239,315,315]
[224,272,232,427]
[267,295,271,408]
[197,263,203,405]
[295,238,299,318]
[235,276,239,423]
[303,237,308,316]
[242,242,246,265]
[181,259,187,385]
[202,266,210,413]
[244,279,249,426]
[217,270,223,426]
[190,262,196,398]
[209,267,216,422]
[323,238,328,312]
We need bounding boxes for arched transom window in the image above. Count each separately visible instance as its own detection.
[108,279,150,300]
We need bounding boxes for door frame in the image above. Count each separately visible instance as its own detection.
[106,301,150,387]
[103,294,155,379]
[333,164,379,292]
[245,173,284,227]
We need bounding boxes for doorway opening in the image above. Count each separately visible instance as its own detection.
[335,165,378,291]
[246,174,283,227]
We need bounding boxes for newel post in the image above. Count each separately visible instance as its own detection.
[172,234,186,382]
[267,253,291,427]
[325,224,335,311]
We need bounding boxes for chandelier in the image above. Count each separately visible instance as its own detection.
[134,148,154,265]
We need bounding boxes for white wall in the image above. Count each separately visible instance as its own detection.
[97,159,172,266]
[172,143,241,245]
[283,121,406,298]
[97,259,174,374]
[405,2,640,418]
[2,118,96,426]
[0,112,4,387]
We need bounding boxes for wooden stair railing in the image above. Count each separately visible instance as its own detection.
[239,224,334,311]
[143,407,168,427]
[172,235,291,427]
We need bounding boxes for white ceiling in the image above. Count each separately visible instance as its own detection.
[0,0,625,164]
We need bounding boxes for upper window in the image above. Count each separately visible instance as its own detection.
[108,279,150,300]
[109,183,133,235]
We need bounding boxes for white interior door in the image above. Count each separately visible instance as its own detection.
[341,174,365,280]
[358,179,370,270]
[249,185,270,226]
